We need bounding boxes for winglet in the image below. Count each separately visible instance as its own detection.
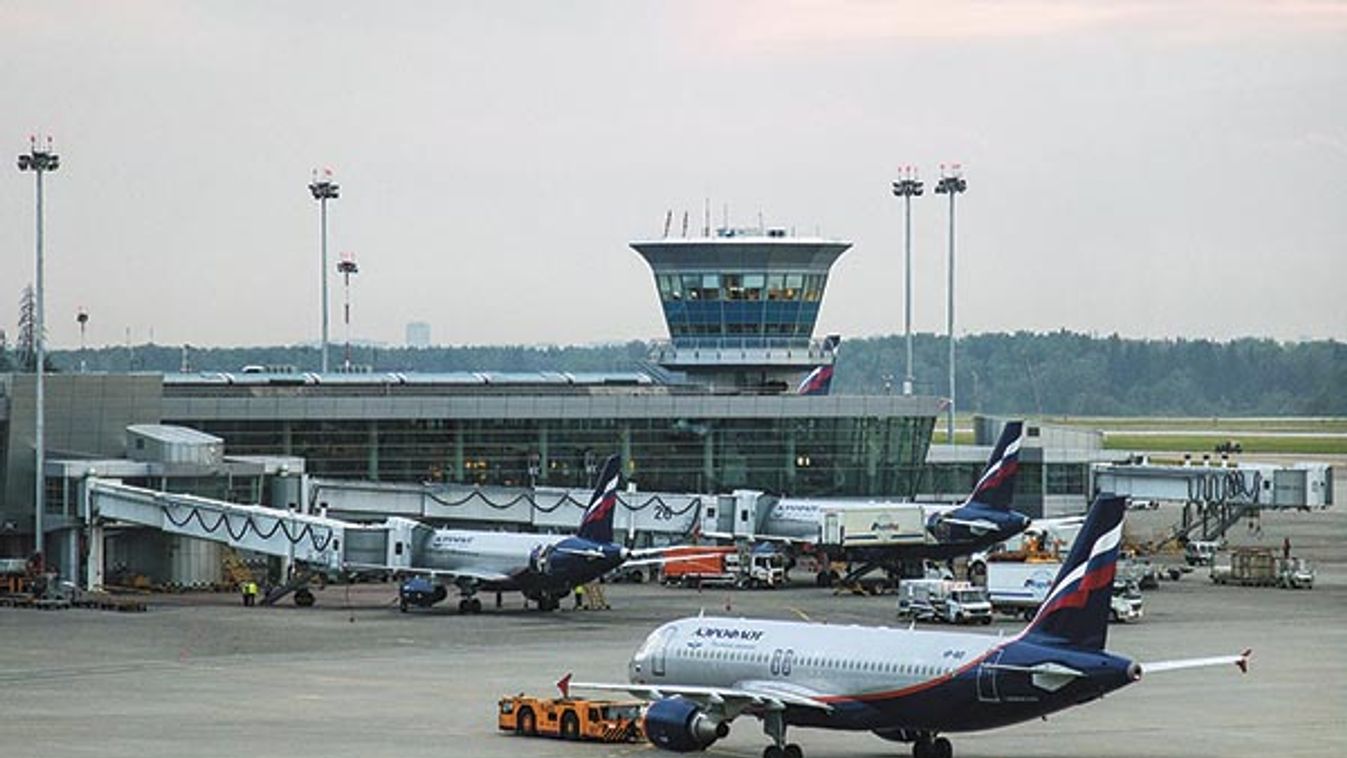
[1237,649,1252,674]
[557,672,573,698]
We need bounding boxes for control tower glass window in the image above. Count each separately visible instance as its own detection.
[743,274,764,301]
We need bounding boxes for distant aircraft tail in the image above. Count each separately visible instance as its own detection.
[796,365,834,396]
[1023,493,1126,650]
[963,420,1023,509]
[577,454,622,544]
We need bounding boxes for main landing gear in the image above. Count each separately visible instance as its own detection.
[761,711,804,758]
[911,734,953,758]
[457,596,482,614]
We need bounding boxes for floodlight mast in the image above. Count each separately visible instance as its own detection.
[337,253,359,371]
[308,170,340,373]
[17,135,59,562]
[934,164,967,444]
[76,308,89,372]
[891,166,923,396]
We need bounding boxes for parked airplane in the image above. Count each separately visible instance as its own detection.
[712,421,1030,583]
[572,493,1249,758]
[392,454,668,613]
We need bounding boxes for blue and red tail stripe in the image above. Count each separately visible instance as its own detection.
[964,421,1023,509]
[577,454,622,544]
[796,365,834,396]
[1024,493,1126,650]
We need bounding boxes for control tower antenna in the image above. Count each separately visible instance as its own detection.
[891,165,924,396]
[663,209,672,238]
[337,252,360,371]
[934,162,967,444]
[703,198,710,237]
[308,167,340,373]
[681,211,689,238]
[76,307,89,373]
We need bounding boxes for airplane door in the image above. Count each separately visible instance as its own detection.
[652,626,676,678]
[823,512,841,545]
[977,650,1001,703]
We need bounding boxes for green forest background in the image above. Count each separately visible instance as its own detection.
[5,332,1342,417]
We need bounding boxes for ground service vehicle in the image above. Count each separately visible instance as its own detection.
[897,579,992,625]
[1278,557,1314,589]
[1185,540,1223,566]
[1211,548,1315,589]
[661,545,785,589]
[498,694,643,743]
[1110,579,1144,622]
[983,560,1061,619]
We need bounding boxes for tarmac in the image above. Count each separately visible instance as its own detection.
[2,506,1344,758]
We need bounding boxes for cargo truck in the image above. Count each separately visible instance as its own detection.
[1210,547,1315,589]
[983,561,1061,619]
[659,545,785,589]
[819,504,930,549]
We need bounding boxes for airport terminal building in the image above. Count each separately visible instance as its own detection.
[0,226,1104,571]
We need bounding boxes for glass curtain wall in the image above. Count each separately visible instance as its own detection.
[186,415,935,499]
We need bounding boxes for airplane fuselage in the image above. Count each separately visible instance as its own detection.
[629,616,1136,734]
[417,529,625,597]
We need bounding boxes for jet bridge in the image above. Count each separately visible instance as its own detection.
[1091,460,1333,541]
[85,479,421,590]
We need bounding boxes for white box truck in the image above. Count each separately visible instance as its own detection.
[820,505,929,548]
[984,561,1061,619]
[897,579,993,625]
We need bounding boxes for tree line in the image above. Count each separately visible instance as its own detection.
[6,332,1343,416]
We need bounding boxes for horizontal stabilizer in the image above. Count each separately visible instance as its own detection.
[1141,649,1251,675]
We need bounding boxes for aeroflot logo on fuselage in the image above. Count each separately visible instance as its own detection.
[694,626,765,642]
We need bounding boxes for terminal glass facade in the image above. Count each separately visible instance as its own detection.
[184,415,935,499]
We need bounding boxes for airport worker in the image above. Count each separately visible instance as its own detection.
[1283,537,1291,559]
[574,583,585,609]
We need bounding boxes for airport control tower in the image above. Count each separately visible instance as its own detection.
[631,225,851,393]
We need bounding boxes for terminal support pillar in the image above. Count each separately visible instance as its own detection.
[452,426,464,482]
[367,420,379,481]
[703,433,715,492]
[538,427,549,485]
[81,478,103,590]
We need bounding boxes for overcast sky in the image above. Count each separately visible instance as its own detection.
[1,1,1344,350]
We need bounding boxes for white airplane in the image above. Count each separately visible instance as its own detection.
[388,455,683,613]
[571,493,1249,758]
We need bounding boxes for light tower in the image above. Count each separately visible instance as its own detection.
[308,168,339,373]
[891,166,923,396]
[17,135,59,562]
[76,308,89,372]
[934,164,967,444]
[337,252,359,371]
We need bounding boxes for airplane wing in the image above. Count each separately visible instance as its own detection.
[1140,648,1251,675]
[344,561,513,584]
[570,679,831,718]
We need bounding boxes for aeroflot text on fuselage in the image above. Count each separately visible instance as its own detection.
[693,626,765,642]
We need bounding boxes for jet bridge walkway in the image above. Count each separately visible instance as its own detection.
[1091,461,1333,542]
[85,479,421,590]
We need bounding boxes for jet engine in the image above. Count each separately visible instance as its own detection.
[642,697,729,752]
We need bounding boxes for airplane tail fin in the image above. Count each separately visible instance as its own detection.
[796,365,834,396]
[963,420,1024,509]
[577,454,622,544]
[1023,493,1126,650]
